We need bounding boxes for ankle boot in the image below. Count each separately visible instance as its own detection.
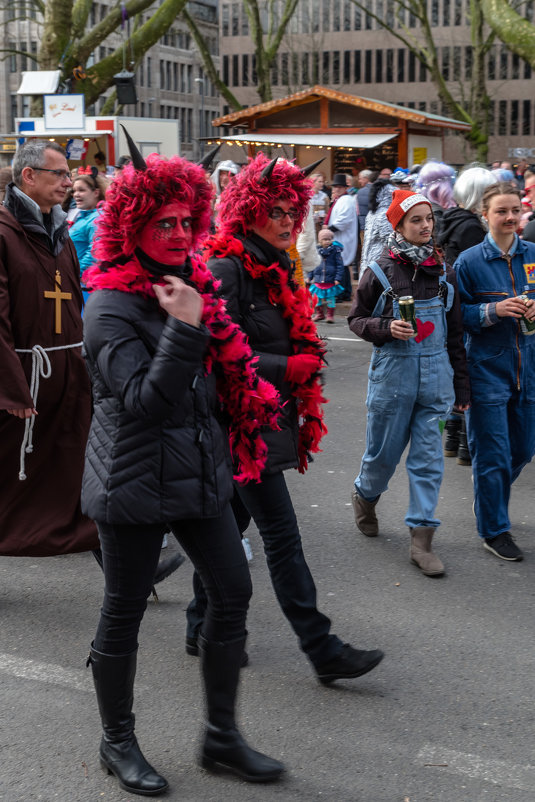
[409,527,445,577]
[351,489,380,536]
[199,636,284,782]
[456,418,471,466]
[443,417,462,457]
[326,307,335,324]
[312,305,325,322]
[87,645,168,796]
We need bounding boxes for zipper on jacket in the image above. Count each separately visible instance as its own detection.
[504,253,521,390]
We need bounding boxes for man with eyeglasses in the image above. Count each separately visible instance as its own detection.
[0,139,98,558]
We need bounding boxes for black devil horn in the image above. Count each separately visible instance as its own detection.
[198,142,222,170]
[120,124,147,171]
[301,157,325,177]
[259,157,278,182]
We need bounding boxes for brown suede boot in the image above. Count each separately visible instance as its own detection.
[351,490,380,537]
[409,527,445,577]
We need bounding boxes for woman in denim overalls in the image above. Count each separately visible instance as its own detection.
[348,190,470,576]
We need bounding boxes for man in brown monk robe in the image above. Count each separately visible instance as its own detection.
[0,140,98,556]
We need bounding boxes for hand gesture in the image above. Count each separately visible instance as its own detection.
[5,408,37,418]
[496,297,530,319]
[153,276,203,328]
[390,320,415,340]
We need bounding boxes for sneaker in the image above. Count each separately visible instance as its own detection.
[316,644,384,685]
[483,532,523,562]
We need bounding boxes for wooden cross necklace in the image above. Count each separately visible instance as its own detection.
[44,270,72,334]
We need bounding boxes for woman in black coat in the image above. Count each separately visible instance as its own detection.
[185,154,384,685]
[81,143,283,796]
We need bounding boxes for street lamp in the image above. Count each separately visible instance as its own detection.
[194,77,205,159]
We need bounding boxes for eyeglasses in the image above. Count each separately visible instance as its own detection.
[268,206,299,221]
[34,168,73,181]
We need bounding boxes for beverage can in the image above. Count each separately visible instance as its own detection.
[398,295,418,336]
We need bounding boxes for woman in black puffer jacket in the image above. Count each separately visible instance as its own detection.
[81,143,284,797]
[185,154,384,687]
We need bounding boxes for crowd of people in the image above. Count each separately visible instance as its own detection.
[1,140,534,797]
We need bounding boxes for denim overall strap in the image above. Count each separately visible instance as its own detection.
[368,261,392,318]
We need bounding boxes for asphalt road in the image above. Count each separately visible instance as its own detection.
[1,318,534,802]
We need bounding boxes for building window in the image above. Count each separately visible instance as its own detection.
[375,50,383,83]
[419,59,426,82]
[291,52,298,84]
[454,0,463,25]
[333,51,340,83]
[354,5,361,29]
[523,100,531,135]
[511,100,519,135]
[312,2,320,32]
[231,2,239,35]
[512,53,520,80]
[442,47,450,81]
[322,51,330,83]
[354,51,361,83]
[10,95,18,130]
[498,100,507,135]
[242,8,249,35]
[365,0,372,30]
[8,42,16,72]
[397,49,405,82]
[364,50,372,83]
[252,54,257,83]
[452,46,461,81]
[312,52,320,83]
[386,49,393,83]
[223,55,229,85]
[242,54,249,86]
[525,60,532,80]
[147,57,152,87]
[187,108,193,141]
[282,53,289,85]
[408,51,416,82]
[222,4,229,36]
[343,0,352,30]
[20,42,27,71]
[487,46,496,80]
[443,0,450,26]
[232,54,238,85]
[302,52,310,85]
[271,55,279,86]
[488,101,495,135]
[333,0,340,31]
[386,0,394,26]
[499,47,508,80]
[173,62,178,91]
[431,0,439,25]
[419,101,426,112]
[323,0,330,31]
[343,50,351,83]
[464,46,472,80]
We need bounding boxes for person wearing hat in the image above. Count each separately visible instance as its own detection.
[348,189,470,577]
[113,155,132,175]
[323,173,358,300]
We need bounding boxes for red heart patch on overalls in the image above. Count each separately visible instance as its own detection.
[414,318,435,343]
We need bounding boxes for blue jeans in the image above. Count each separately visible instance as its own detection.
[186,472,343,668]
[467,395,535,539]
[95,504,251,654]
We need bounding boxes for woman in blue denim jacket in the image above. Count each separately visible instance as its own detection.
[455,182,535,562]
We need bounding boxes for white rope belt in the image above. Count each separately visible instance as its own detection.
[14,342,83,481]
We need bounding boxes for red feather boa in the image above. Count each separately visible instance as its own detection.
[203,234,328,473]
[83,256,280,484]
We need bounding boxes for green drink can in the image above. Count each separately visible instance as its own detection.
[398,295,418,336]
[519,291,535,335]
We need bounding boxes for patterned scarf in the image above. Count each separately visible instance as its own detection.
[83,255,280,484]
[203,233,328,474]
[388,231,435,266]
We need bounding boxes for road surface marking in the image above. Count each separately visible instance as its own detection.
[0,652,93,692]
[417,744,535,792]
[327,336,364,342]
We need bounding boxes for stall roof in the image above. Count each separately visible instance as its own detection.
[212,86,472,131]
[217,133,397,148]
[17,71,61,95]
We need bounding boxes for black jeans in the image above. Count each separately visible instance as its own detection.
[94,503,251,655]
[186,472,343,668]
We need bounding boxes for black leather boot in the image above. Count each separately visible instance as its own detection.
[456,417,472,466]
[199,636,284,782]
[87,646,168,797]
[443,417,462,457]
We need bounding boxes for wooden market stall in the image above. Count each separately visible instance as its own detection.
[210,86,471,174]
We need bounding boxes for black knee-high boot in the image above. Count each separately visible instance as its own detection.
[87,645,168,797]
[199,636,284,782]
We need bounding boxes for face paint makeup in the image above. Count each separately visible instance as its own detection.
[137,202,193,266]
